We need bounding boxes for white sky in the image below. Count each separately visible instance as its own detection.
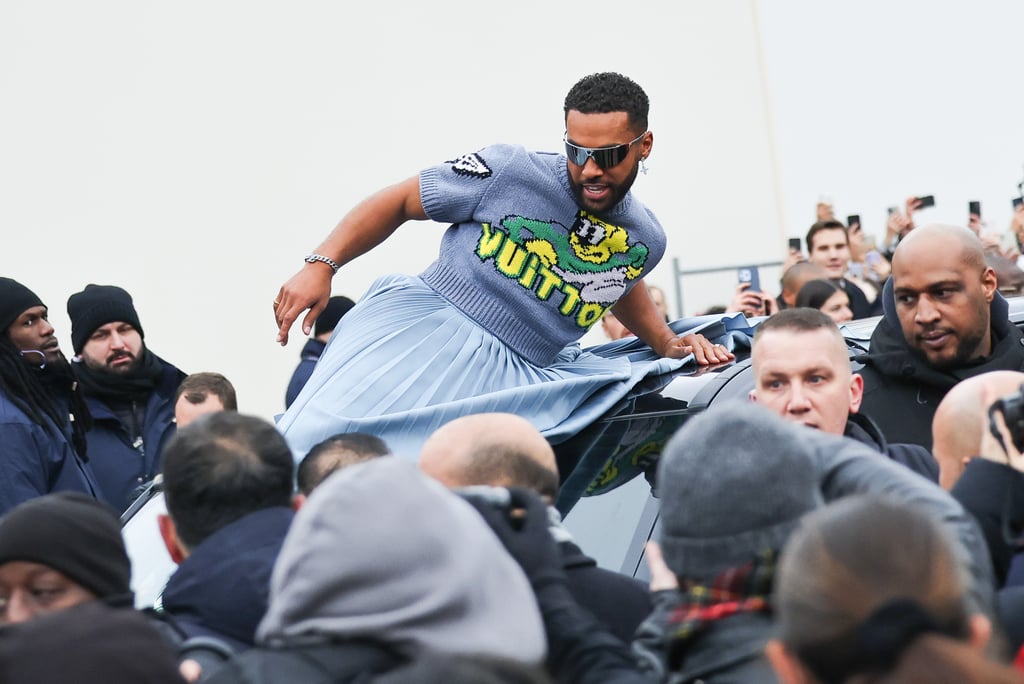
[759,0,1024,239]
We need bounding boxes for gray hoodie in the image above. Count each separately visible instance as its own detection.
[256,458,546,665]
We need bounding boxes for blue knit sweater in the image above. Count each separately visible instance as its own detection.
[419,144,666,366]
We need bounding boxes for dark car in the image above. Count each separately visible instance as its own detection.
[560,298,1024,581]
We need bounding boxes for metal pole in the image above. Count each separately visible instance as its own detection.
[672,257,684,318]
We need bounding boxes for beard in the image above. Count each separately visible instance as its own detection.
[568,161,639,215]
[103,349,140,374]
[912,322,989,370]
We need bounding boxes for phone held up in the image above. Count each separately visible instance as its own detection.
[1014,197,1024,210]
[788,237,802,252]
[847,215,861,230]
[915,195,936,209]
[969,200,982,218]
[737,266,761,294]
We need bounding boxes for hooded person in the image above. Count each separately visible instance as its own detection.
[0,278,98,512]
[632,401,824,683]
[203,457,546,683]
[0,492,133,623]
[67,284,186,512]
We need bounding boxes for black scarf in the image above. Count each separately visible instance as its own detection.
[73,349,163,405]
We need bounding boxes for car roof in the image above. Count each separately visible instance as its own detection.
[560,296,1024,577]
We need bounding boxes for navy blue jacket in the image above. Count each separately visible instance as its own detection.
[0,386,99,514]
[285,339,325,408]
[844,412,939,483]
[83,355,185,512]
[160,506,294,651]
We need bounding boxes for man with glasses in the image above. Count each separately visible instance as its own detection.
[272,72,732,462]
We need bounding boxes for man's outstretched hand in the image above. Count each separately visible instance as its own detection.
[273,265,333,345]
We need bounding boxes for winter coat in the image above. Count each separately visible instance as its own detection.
[83,356,185,511]
[857,282,1024,450]
[843,412,939,482]
[159,507,294,651]
[285,339,325,409]
[560,539,654,644]
[0,386,98,514]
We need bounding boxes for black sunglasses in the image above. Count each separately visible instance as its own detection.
[563,131,646,169]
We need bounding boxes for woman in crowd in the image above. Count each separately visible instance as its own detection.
[795,279,853,325]
[767,495,1021,683]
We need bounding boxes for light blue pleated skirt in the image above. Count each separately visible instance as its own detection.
[277,274,754,461]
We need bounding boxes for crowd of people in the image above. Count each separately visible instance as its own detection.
[3,70,1024,683]
[714,195,1024,326]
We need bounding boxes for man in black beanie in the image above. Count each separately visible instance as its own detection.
[284,294,354,408]
[67,284,186,512]
[0,492,132,623]
[0,277,98,513]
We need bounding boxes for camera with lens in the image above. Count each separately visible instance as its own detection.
[989,383,1024,452]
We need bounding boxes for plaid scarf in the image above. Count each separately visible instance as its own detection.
[665,549,776,668]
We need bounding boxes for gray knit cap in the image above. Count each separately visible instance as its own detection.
[656,400,824,580]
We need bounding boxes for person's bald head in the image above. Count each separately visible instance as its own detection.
[894,224,989,275]
[932,371,1024,490]
[419,413,560,502]
[781,262,828,307]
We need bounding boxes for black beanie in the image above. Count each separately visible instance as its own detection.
[0,278,44,334]
[0,492,132,602]
[67,284,144,354]
[314,295,356,337]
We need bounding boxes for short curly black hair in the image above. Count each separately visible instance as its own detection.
[563,72,649,130]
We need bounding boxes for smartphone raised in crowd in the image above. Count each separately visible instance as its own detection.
[969,200,982,218]
[737,266,761,294]
[1014,197,1024,210]
[788,237,802,252]
[847,215,861,230]
[915,195,936,209]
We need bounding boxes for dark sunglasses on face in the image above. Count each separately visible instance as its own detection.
[563,131,647,169]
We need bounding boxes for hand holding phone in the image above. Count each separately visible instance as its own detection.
[915,195,936,209]
[788,237,802,252]
[737,266,761,294]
